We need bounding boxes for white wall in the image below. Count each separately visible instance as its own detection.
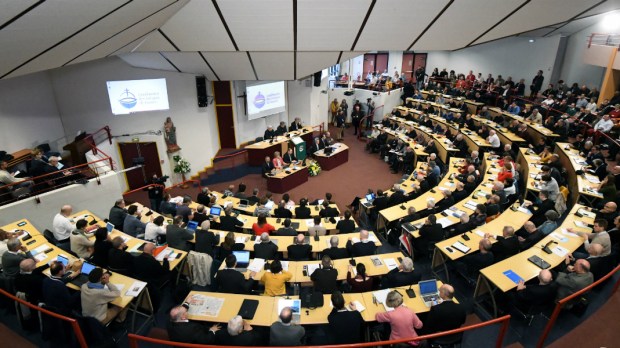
[0,172,123,228]
[350,55,364,81]
[0,72,66,153]
[560,21,607,88]
[48,57,220,180]
[388,51,403,76]
[425,35,562,84]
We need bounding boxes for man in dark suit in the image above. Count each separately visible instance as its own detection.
[108,199,128,232]
[381,257,421,288]
[295,199,311,219]
[489,226,520,262]
[322,236,349,260]
[371,190,389,218]
[310,137,324,155]
[2,238,35,277]
[287,234,313,261]
[274,201,293,218]
[517,221,545,250]
[107,236,134,275]
[133,242,170,287]
[233,183,248,199]
[215,254,256,294]
[511,269,557,309]
[415,214,444,257]
[422,284,467,343]
[437,190,455,211]
[254,233,279,260]
[461,238,495,277]
[195,221,220,256]
[262,156,275,177]
[166,216,194,251]
[14,259,45,304]
[191,205,209,226]
[336,210,356,234]
[319,201,338,218]
[400,207,420,224]
[275,218,297,236]
[526,190,556,226]
[217,315,259,346]
[247,188,261,205]
[289,118,303,131]
[346,230,377,257]
[218,207,244,232]
[310,255,338,294]
[168,305,220,344]
[42,261,81,314]
[264,125,277,140]
[283,148,297,164]
[387,184,406,208]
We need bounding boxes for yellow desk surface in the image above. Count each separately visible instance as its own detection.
[206,230,382,252]
[190,193,341,218]
[471,115,525,143]
[224,251,404,283]
[244,126,313,150]
[5,223,139,309]
[1,219,41,237]
[479,204,593,293]
[185,291,278,326]
[555,143,603,199]
[184,280,449,325]
[429,115,492,150]
[72,209,187,271]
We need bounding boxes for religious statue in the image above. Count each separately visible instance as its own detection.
[164,117,181,153]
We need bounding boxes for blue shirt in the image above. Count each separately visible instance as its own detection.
[508,105,520,115]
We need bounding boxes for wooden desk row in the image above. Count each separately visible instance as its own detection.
[205,230,382,253]
[2,218,140,310]
[185,280,446,326]
[555,142,603,206]
[474,204,594,317]
[487,107,558,145]
[227,251,405,284]
[189,191,342,218]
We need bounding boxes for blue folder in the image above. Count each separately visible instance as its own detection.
[503,270,524,284]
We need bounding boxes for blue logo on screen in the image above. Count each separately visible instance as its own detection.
[119,89,137,109]
[254,92,265,109]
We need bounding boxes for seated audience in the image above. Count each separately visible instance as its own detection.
[195,220,220,257]
[287,233,312,261]
[346,230,377,257]
[323,236,349,260]
[107,236,134,275]
[270,307,305,346]
[328,291,364,344]
[70,219,95,259]
[254,233,279,260]
[375,290,423,345]
[166,215,193,251]
[81,268,125,324]
[216,254,256,294]
[310,255,338,294]
[261,260,292,296]
[167,305,220,344]
[252,214,275,236]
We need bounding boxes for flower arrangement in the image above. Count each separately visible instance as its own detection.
[308,161,321,176]
[173,155,191,174]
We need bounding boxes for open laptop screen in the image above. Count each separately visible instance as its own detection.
[210,207,222,216]
[232,251,250,265]
[419,279,438,295]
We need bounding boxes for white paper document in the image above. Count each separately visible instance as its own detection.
[247,258,266,273]
[552,245,569,258]
[125,281,147,297]
[187,294,225,317]
[306,264,320,276]
[383,258,398,271]
[437,217,455,228]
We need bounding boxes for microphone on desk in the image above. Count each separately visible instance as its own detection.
[406,283,416,298]
[83,214,98,226]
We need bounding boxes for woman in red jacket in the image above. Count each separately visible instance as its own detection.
[497,162,514,183]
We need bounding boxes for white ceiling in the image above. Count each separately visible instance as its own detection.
[0,0,618,81]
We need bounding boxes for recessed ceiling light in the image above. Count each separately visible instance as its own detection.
[602,12,620,30]
[528,39,535,43]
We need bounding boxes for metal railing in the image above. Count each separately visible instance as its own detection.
[0,288,88,348]
[0,156,113,204]
[128,315,511,348]
[358,104,384,139]
[587,33,620,48]
[82,125,116,170]
[536,264,620,348]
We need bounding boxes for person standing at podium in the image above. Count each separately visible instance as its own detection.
[264,126,277,140]
[272,152,285,170]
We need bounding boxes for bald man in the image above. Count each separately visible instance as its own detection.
[517,221,544,250]
[132,242,170,288]
[14,258,45,304]
[287,233,312,261]
[512,269,557,308]
[422,284,466,338]
[269,307,305,346]
[556,258,593,300]
[585,243,610,281]
[461,238,494,277]
[52,205,75,245]
[167,305,220,344]
[346,230,377,257]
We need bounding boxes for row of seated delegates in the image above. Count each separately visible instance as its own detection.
[263,117,306,141]
[261,148,301,177]
[169,277,466,347]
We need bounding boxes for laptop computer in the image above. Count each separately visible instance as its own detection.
[106,222,115,233]
[56,255,69,267]
[186,221,199,231]
[238,199,249,209]
[419,279,440,307]
[69,261,97,287]
[209,206,222,217]
[232,251,250,272]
